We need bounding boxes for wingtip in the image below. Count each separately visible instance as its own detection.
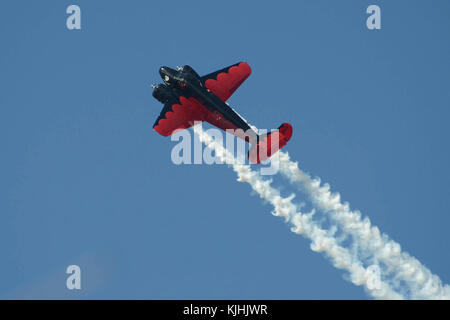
[239,61,252,74]
[278,122,293,142]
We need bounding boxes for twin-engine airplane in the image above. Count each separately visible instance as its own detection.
[152,62,292,164]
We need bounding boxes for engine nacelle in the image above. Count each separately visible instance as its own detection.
[182,65,200,79]
[152,84,173,103]
[181,65,203,88]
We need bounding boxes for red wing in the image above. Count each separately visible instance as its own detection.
[201,62,252,102]
[153,96,206,136]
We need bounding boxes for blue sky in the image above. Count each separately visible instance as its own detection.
[1,0,449,299]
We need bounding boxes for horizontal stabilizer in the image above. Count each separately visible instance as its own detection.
[248,123,293,164]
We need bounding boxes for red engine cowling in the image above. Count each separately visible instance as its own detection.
[248,122,293,164]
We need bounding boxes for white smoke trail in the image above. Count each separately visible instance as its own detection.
[193,125,403,299]
[277,151,450,300]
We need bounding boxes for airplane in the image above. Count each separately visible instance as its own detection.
[151,62,292,164]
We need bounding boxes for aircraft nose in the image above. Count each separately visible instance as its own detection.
[159,66,167,77]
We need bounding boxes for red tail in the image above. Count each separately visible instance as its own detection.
[248,123,293,164]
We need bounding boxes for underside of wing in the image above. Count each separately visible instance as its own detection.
[153,96,206,136]
[201,62,252,102]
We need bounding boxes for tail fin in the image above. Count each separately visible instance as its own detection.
[248,122,293,164]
